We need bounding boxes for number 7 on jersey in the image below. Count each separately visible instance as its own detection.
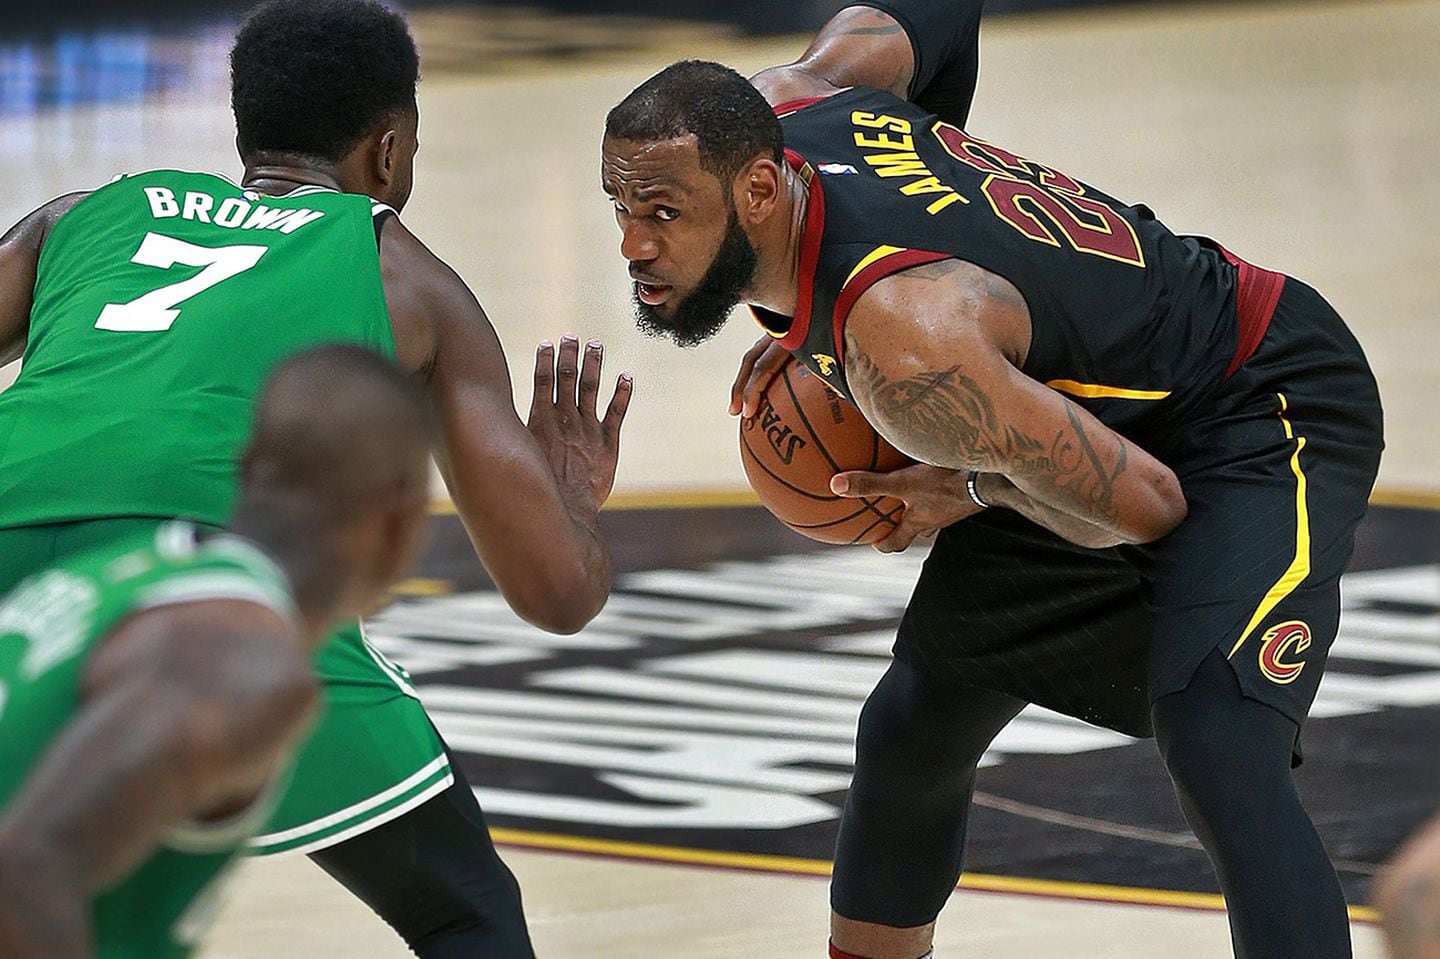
[96,233,267,333]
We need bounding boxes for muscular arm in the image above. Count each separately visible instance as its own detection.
[976,472,1128,549]
[751,1,984,123]
[750,6,915,107]
[0,193,89,366]
[0,602,315,959]
[381,219,619,633]
[845,259,1187,546]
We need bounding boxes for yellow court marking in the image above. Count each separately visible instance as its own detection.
[490,827,1379,922]
[429,488,761,515]
[1229,393,1312,659]
[389,577,455,597]
[1045,379,1172,401]
[429,483,1437,517]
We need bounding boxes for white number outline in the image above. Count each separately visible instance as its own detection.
[96,233,268,333]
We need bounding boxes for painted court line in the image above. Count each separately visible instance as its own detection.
[490,827,1380,924]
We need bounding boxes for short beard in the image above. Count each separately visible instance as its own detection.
[634,210,758,349]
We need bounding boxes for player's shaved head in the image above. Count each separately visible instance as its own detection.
[234,344,433,622]
[241,344,431,515]
[606,60,782,185]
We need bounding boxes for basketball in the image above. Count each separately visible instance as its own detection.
[739,357,913,544]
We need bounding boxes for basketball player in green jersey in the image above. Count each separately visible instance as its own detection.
[0,345,434,959]
[0,1,629,954]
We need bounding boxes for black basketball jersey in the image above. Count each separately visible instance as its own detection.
[753,87,1285,449]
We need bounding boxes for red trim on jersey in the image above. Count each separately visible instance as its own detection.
[773,94,836,117]
[1216,244,1286,377]
[762,149,828,352]
[831,250,952,364]
[828,942,865,959]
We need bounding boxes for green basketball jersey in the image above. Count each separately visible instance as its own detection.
[0,521,296,959]
[0,170,397,529]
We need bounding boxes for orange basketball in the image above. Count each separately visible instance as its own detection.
[739,357,913,544]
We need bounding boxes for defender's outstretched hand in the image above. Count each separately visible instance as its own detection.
[729,334,790,418]
[831,463,983,553]
[529,334,633,513]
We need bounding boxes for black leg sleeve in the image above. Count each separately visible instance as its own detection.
[308,754,536,959]
[832,657,1026,927]
[850,0,984,127]
[1153,650,1352,959]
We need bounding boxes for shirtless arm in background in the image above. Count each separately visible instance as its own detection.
[733,3,1186,555]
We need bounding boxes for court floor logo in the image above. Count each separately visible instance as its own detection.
[366,546,1440,844]
[1259,619,1312,685]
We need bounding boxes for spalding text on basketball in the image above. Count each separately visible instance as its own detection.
[749,397,808,466]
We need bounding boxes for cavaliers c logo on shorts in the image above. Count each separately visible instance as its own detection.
[1259,620,1312,685]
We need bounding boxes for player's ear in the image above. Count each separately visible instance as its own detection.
[375,128,400,188]
[737,156,782,224]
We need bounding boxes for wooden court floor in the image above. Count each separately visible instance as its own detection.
[1,0,1436,955]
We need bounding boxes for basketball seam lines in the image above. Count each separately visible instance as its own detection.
[739,438,846,502]
[777,365,893,523]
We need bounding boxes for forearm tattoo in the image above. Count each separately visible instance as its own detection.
[848,352,1126,525]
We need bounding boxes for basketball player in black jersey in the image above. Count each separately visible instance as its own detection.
[600,3,1384,958]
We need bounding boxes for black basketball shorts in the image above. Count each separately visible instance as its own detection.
[894,277,1385,740]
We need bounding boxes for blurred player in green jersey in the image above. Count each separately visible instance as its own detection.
[0,345,433,959]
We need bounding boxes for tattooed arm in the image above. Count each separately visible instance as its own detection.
[1377,813,1440,959]
[844,258,1187,546]
[975,472,1131,549]
[750,6,915,107]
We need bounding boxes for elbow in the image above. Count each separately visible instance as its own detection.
[1122,469,1188,545]
[513,595,601,635]
[506,561,611,636]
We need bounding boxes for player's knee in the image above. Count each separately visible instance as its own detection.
[1153,656,1298,825]
[854,660,981,784]
[1157,713,1250,812]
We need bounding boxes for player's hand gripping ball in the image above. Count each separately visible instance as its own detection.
[739,355,913,544]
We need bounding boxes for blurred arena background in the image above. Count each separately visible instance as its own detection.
[2,1,1436,955]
